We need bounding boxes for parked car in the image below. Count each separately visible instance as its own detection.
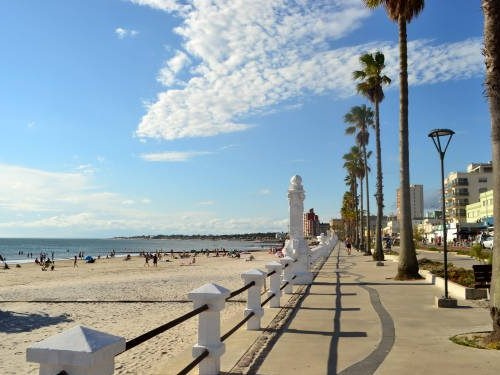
[482,236,494,249]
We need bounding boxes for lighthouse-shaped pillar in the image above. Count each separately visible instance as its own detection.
[283,175,312,284]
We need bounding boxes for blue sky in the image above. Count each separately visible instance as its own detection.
[0,0,489,237]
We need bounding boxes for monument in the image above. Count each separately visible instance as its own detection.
[283,175,313,284]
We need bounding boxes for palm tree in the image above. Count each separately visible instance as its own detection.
[344,105,374,255]
[341,190,357,242]
[364,0,424,279]
[344,174,359,244]
[343,146,365,250]
[353,52,391,262]
[482,0,500,344]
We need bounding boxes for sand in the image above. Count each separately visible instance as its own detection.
[0,252,277,374]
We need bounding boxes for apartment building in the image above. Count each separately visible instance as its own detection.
[303,208,319,237]
[445,162,493,223]
[466,189,494,225]
[396,184,424,220]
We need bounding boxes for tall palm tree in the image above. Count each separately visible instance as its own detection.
[364,0,424,279]
[482,0,500,344]
[344,105,374,254]
[353,52,391,262]
[343,146,365,250]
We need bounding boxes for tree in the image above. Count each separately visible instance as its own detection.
[341,191,357,241]
[344,174,359,243]
[353,52,391,262]
[482,0,500,344]
[364,0,424,279]
[343,146,365,250]
[344,105,374,254]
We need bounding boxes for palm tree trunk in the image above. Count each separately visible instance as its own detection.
[363,144,372,255]
[374,100,384,261]
[359,176,365,252]
[483,0,500,343]
[354,181,360,248]
[395,18,420,280]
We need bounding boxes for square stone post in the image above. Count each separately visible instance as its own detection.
[26,325,125,375]
[188,283,230,375]
[265,261,283,308]
[279,256,294,294]
[241,269,266,330]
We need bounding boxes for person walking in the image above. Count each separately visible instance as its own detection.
[345,237,352,255]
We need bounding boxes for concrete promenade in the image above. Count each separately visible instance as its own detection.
[228,243,499,374]
[164,243,499,374]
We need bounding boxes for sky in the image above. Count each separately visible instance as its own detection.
[0,0,490,238]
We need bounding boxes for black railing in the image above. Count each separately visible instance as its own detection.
[177,349,209,375]
[227,280,255,300]
[124,304,209,351]
[118,255,301,373]
[260,292,276,307]
[221,311,256,342]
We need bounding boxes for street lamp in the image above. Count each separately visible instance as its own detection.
[428,128,457,308]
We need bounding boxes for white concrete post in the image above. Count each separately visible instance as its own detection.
[265,261,283,308]
[279,256,295,294]
[283,175,313,284]
[188,283,230,375]
[241,269,266,330]
[26,325,125,375]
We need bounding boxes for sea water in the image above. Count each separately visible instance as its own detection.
[0,238,277,264]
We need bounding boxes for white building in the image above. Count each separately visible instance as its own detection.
[397,184,424,220]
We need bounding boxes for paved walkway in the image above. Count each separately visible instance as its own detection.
[225,243,499,374]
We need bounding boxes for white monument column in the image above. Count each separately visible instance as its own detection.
[283,175,313,284]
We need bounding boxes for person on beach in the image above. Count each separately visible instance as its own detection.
[345,237,352,255]
[73,255,78,268]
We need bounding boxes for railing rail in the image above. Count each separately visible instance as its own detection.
[177,349,209,375]
[124,303,209,352]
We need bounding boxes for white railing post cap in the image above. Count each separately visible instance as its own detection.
[265,261,283,270]
[188,283,230,310]
[241,268,267,284]
[27,325,125,367]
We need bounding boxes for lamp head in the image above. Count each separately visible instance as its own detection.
[428,128,455,138]
[428,128,454,155]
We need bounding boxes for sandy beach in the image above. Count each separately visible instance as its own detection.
[0,251,277,374]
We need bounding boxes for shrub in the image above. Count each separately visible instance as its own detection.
[418,258,474,288]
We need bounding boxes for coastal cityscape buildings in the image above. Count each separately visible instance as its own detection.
[466,189,494,226]
[303,209,319,237]
[444,162,493,223]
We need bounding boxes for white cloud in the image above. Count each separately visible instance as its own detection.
[258,188,271,196]
[140,151,212,162]
[129,0,190,14]
[132,0,483,141]
[157,50,191,86]
[115,27,139,39]
[0,163,288,236]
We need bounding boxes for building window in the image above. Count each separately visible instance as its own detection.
[478,177,487,183]
[479,187,487,194]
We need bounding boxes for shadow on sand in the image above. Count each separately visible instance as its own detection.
[0,309,73,333]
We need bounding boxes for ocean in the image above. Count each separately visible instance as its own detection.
[0,238,279,264]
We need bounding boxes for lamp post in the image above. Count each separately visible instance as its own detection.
[428,128,457,308]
